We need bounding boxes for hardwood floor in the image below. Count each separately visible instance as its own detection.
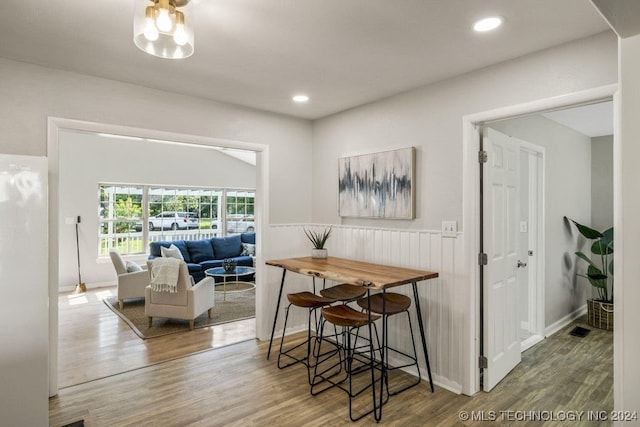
[52,290,613,426]
[57,286,256,388]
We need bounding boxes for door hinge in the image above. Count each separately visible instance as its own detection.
[479,355,488,369]
[478,253,488,266]
[478,150,488,163]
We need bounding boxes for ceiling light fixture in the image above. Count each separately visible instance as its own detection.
[134,0,194,59]
[473,16,503,32]
[292,95,310,103]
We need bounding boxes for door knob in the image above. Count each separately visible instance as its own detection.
[517,260,527,268]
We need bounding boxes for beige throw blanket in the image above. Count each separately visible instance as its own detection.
[150,257,181,293]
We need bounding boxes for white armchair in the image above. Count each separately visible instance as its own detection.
[109,250,149,310]
[145,261,215,330]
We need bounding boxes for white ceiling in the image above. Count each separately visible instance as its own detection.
[0,0,609,119]
[542,101,613,138]
[592,0,640,38]
[0,1,611,120]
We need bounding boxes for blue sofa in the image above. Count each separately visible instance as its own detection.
[149,232,255,282]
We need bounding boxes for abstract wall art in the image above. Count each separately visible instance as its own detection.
[338,147,415,219]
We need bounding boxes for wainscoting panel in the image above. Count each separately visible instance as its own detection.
[262,224,468,393]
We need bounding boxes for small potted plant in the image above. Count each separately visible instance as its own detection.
[304,226,332,259]
[566,217,613,330]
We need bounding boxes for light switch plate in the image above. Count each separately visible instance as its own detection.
[519,221,528,233]
[442,220,457,238]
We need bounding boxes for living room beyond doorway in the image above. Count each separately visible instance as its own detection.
[53,124,265,391]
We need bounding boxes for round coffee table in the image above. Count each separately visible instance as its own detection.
[204,266,256,302]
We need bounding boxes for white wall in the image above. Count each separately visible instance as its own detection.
[591,135,614,231]
[489,116,592,327]
[58,130,257,289]
[311,32,617,394]
[311,32,616,229]
[617,33,640,419]
[0,155,48,426]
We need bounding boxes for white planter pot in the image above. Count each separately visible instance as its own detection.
[311,248,328,259]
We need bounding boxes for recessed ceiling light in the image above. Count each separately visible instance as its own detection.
[292,94,310,103]
[473,16,503,32]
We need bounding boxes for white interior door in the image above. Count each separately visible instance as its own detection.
[483,127,521,391]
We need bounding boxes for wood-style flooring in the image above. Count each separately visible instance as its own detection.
[57,286,256,388]
[52,287,613,426]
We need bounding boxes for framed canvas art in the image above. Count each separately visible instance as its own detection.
[338,147,415,219]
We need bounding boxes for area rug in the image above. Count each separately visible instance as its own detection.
[103,285,255,339]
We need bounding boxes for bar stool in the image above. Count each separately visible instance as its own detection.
[277,291,336,383]
[357,292,425,395]
[312,281,367,386]
[312,304,384,422]
[319,283,367,304]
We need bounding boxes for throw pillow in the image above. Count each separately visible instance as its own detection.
[212,234,242,259]
[161,244,184,261]
[185,239,215,263]
[241,242,256,256]
[125,261,143,273]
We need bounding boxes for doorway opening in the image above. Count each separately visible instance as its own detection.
[462,84,616,395]
[47,118,270,395]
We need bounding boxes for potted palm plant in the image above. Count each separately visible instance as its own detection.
[304,226,332,259]
[566,217,613,330]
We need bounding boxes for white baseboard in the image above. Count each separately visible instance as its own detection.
[544,304,587,337]
[387,355,463,395]
[521,334,544,352]
[58,281,116,293]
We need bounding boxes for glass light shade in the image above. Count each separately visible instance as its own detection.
[134,0,194,59]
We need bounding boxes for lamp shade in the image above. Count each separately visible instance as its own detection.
[133,0,194,59]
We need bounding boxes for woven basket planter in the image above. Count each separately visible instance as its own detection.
[587,299,613,331]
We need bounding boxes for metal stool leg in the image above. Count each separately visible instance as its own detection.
[312,305,385,422]
[357,292,424,396]
[277,292,337,384]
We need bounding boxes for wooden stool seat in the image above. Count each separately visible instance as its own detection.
[320,283,366,302]
[322,305,380,328]
[357,293,411,315]
[287,291,336,308]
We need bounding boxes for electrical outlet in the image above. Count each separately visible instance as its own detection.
[442,221,457,238]
[65,217,75,225]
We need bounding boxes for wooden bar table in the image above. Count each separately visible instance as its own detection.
[265,256,438,421]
